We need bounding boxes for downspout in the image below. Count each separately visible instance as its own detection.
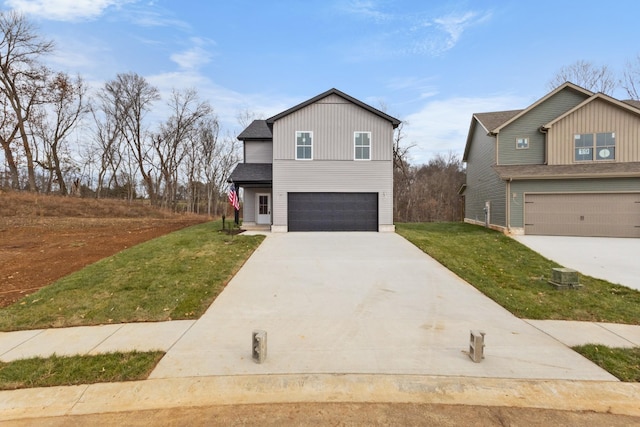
[506,178,512,232]
[539,126,548,165]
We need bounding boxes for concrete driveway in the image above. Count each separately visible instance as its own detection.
[151,232,615,381]
[513,236,640,291]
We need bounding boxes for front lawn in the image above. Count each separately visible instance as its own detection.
[0,221,264,331]
[0,351,164,390]
[396,222,640,324]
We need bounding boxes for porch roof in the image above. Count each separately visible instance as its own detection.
[228,163,272,186]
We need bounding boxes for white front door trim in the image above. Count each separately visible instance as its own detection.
[256,193,271,225]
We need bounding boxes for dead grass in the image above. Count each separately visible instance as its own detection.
[0,189,182,219]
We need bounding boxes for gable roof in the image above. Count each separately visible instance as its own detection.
[491,82,593,134]
[462,110,522,161]
[237,120,272,141]
[266,88,401,128]
[543,92,640,129]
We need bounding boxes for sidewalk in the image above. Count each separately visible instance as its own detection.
[2,318,638,363]
[1,232,639,421]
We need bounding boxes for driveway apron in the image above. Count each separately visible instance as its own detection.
[150,232,615,381]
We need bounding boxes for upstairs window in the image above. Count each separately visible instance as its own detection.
[574,132,615,161]
[354,132,371,160]
[296,131,312,160]
[516,137,529,149]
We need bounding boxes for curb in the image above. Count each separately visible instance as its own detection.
[2,374,639,421]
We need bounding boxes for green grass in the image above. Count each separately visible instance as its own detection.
[0,221,264,331]
[396,222,640,324]
[0,351,164,390]
[573,345,640,382]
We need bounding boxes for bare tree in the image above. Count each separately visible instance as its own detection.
[547,60,617,94]
[153,88,212,209]
[0,11,54,190]
[100,72,159,202]
[30,72,87,195]
[622,54,640,100]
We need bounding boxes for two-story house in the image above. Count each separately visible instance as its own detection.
[462,82,640,238]
[229,88,401,232]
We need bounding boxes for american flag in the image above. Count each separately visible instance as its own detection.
[228,184,240,211]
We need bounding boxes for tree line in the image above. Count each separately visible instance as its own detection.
[0,11,238,215]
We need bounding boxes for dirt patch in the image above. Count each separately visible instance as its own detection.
[0,216,207,307]
[8,403,640,426]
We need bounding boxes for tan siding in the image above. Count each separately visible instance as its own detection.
[272,160,393,228]
[244,141,273,163]
[273,97,393,161]
[547,99,640,164]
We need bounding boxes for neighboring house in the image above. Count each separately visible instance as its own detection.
[228,88,401,232]
[461,82,640,238]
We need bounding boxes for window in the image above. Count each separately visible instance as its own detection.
[596,132,616,160]
[296,131,312,160]
[516,137,529,149]
[574,132,615,161]
[354,132,371,160]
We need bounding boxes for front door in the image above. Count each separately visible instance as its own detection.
[256,193,271,224]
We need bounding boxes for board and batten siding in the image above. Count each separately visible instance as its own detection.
[498,88,589,165]
[546,98,640,164]
[244,140,273,163]
[464,119,507,227]
[509,178,640,228]
[273,94,393,161]
[271,160,393,229]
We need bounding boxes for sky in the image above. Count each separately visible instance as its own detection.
[3,0,640,165]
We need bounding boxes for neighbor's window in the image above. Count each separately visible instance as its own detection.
[354,132,371,160]
[574,132,615,161]
[596,132,616,160]
[296,131,312,160]
[516,137,529,149]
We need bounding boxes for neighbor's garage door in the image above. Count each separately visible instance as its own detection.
[524,193,640,237]
[288,192,378,231]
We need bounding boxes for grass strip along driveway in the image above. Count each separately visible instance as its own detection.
[396,222,640,382]
[396,222,640,324]
[0,221,264,332]
[0,351,164,390]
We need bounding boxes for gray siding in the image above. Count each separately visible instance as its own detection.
[273,94,393,161]
[242,188,273,222]
[242,188,257,223]
[244,140,273,163]
[272,160,393,228]
[498,89,589,165]
[464,120,507,226]
[509,178,640,228]
[547,98,640,164]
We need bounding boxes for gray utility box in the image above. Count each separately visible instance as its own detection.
[548,267,582,290]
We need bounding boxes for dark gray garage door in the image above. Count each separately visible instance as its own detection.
[524,193,640,237]
[288,192,378,231]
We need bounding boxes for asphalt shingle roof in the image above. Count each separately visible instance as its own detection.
[493,162,640,180]
[237,120,272,140]
[474,110,523,133]
[228,163,272,184]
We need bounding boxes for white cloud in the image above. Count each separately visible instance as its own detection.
[145,70,295,136]
[402,94,525,165]
[4,0,136,21]
[340,0,390,21]
[170,38,215,70]
[409,10,492,55]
